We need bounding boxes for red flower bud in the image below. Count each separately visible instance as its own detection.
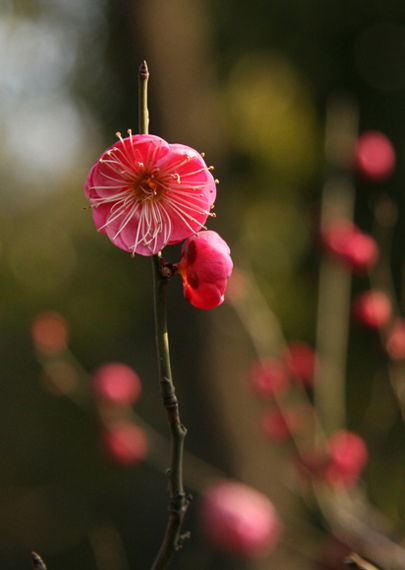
[199,481,282,557]
[177,230,233,310]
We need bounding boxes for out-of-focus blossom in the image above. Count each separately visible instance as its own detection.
[93,363,142,406]
[386,319,405,361]
[250,358,290,400]
[321,220,379,275]
[176,230,233,310]
[355,131,396,182]
[285,341,317,387]
[296,430,368,489]
[85,133,217,256]
[352,290,392,329]
[260,408,298,442]
[31,311,69,355]
[199,481,282,557]
[325,430,368,488]
[101,421,148,466]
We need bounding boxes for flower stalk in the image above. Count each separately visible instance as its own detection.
[139,62,189,570]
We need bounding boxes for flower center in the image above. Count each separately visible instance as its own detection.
[135,174,164,202]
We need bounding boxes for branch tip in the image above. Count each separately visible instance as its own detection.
[31,552,47,570]
[139,60,149,79]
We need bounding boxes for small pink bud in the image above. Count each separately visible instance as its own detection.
[285,341,317,387]
[93,363,142,406]
[355,131,396,182]
[250,358,290,400]
[101,421,148,466]
[199,481,282,557]
[325,430,368,488]
[261,408,298,442]
[352,290,392,329]
[31,312,69,355]
[177,230,233,310]
[321,220,379,275]
[386,319,405,361]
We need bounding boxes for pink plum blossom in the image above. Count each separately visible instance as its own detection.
[176,230,233,310]
[85,133,217,256]
[92,362,142,406]
[199,481,282,557]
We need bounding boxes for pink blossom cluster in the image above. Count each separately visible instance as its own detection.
[85,133,233,309]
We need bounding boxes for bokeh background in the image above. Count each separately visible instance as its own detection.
[2,1,405,570]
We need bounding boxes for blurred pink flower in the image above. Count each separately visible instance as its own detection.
[355,131,396,182]
[101,421,148,466]
[296,430,368,489]
[352,290,392,329]
[325,430,368,488]
[285,341,317,387]
[176,230,233,310]
[199,481,281,557]
[386,319,405,361]
[250,358,290,400]
[93,362,142,406]
[321,219,379,275]
[85,133,217,256]
[260,408,298,442]
[31,311,69,355]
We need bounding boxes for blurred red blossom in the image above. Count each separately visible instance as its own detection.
[250,358,290,400]
[85,133,217,256]
[355,131,396,182]
[325,430,368,488]
[93,362,142,406]
[199,481,282,557]
[386,319,405,361]
[285,341,317,387]
[176,230,233,310]
[352,290,392,329]
[321,220,379,275]
[297,430,368,489]
[260,408,299,442]
[101,421,148,466]
[31,311,69,355]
